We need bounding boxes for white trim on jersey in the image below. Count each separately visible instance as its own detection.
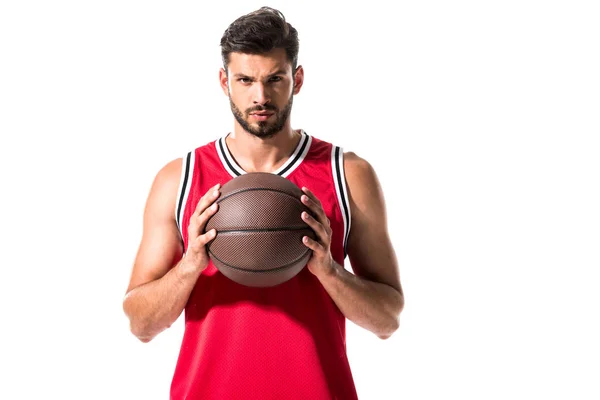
[274,131,311,177]
[216,136,244,177]
[176,151,195,239]
[175,152,189,229]
[216,130,311,178]
[331,146,351,258]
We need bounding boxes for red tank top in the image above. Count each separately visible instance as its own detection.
[171,130,357,400]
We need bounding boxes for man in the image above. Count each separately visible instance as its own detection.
[123,6,404,400]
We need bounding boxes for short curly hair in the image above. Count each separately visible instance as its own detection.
[220,7,299,71]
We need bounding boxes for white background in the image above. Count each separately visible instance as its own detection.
[1,1,599,399]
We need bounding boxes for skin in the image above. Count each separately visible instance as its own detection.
[123,48,404,342]
[218,48,305,172]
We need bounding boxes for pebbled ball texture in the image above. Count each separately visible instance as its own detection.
[205,172,315,287]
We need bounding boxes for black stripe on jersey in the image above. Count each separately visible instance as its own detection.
[334,146,351,257]
[176,152,191,232]
[218,138,241,176]
[277,132,308,176]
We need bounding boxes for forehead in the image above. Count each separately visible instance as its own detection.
[227,48,292,76]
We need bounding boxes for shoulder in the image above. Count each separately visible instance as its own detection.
[343,151,371,170]
[145,157,184,217]
[155,157,183,188]
[342,151,386,220]
[343,151,379,191]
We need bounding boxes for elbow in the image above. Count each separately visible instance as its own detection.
[378,294,403,340]
[123,294,155,343]
[134,332,154,343]
[378,318,400,340]
[129,322,156,343]
[126,315,157,343]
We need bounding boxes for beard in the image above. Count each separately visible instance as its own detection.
[229,93,294,139]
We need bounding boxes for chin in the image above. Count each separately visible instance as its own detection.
[244,123,275,137]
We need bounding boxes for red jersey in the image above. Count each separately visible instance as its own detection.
[172,130,357,400]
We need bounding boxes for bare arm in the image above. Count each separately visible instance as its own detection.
[122,158,220,342]
[300,151,404,339]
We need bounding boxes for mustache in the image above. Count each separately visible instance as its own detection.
[246,105,277,114]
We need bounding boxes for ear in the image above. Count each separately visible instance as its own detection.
[219,68,229,96]
[293,65,304,95]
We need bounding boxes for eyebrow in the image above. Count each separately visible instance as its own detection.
[267,69,288,77]
[233,70,288,79]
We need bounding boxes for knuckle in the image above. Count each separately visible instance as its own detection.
[191,238,205,251]
[197,232,208,243]
[195,235,207,247]
[200,236,214,248]
[199,208,216,222]
[187,242,199,254]
[199,192,214,206]
[187,221,196,233]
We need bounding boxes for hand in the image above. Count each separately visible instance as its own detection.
[182,183,221,274]
[300,187,336,278]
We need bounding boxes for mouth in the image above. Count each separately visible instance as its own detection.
[250,112,274,121]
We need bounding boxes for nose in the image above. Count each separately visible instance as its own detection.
[252,82,270,106]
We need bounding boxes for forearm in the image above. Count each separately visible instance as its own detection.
[316,262,404,339]
[123,258,202,342]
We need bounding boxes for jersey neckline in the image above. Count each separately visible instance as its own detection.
[216,129,312,178]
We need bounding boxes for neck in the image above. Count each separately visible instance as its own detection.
[227,123,301,173]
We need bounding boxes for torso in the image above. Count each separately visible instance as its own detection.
[170,130,357,400]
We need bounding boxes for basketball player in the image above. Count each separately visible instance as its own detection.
[123,7,404,400]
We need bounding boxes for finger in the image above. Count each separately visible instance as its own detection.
[194,228,217,248]
[302,235,325,253]
[188,229,217,256]
[302,211,331,244]
[301,194,328,225]
[189,184,220,236]
[301,187,322,207]
[189,202,219,239]
[192,183,221,218]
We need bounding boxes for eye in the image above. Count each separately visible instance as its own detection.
[238,77,252,84]
[269,76,282,83]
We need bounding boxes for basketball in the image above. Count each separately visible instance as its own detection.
[205,172,316,287]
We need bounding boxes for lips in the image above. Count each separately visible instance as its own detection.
[250,113,274,121]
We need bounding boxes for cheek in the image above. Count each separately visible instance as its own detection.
[229,92,248,110]
[229,85,247,98]
[273,85,292,102]
[277,82,293,95]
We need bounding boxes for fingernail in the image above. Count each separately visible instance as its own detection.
[211,204,218,211]
[302,212,308,219]
[213,190,219,196]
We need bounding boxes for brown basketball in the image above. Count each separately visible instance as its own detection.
[205,172,316,287]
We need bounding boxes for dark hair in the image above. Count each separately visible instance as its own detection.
[220,7,299,72]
